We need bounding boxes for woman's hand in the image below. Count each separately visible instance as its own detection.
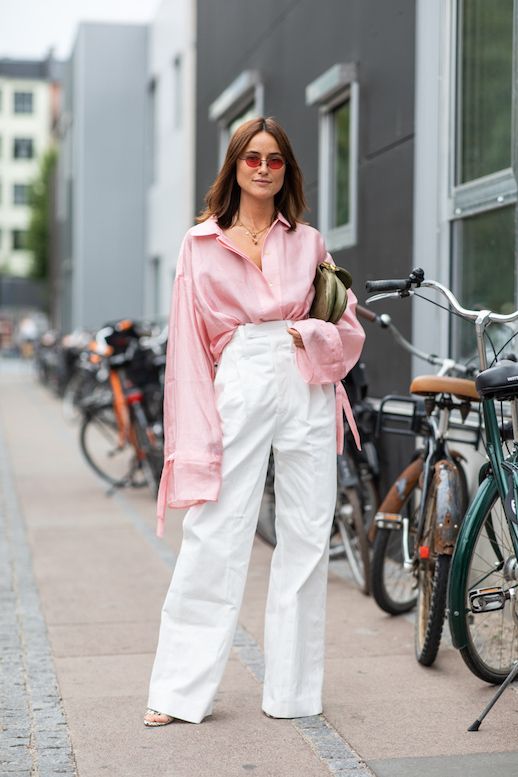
[287,327,305,349]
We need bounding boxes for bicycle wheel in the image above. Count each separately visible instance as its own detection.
[371,484,419,615]
[334,485,371,594]
[63,371,103,424]
[458,493,518,683]
[80,403,138,486]
[415,553,450,665]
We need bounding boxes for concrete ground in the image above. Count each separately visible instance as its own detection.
[1,359,518,777]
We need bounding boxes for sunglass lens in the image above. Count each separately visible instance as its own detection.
[268,158,284,169]
[245,155,261,167]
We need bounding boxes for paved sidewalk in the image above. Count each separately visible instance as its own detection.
[1,365,518,777]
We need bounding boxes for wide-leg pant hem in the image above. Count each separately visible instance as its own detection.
[146,693,212,724]
[261,695,323,719]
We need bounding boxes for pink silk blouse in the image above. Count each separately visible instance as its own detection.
[156,212,365,537]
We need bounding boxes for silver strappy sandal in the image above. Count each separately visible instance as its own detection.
[144,708,175,727]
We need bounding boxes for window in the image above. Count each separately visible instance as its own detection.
[456,1,513,184]
[306,64,359,250]
[13,138,34,159]
[147,78,157,184]
[451,0,516,356]
[151,256,161,317]
[209,70,264,165]
[172,55,183,129]
[13,184,30,206]
[14,91,34,114]
[12,229,29,250]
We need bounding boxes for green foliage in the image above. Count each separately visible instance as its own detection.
[27,147,57,280]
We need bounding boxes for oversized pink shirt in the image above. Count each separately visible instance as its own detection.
[156,213,365,536]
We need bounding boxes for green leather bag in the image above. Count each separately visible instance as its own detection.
[309,261,353,324]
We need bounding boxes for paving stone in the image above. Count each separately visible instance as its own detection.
[0,432,77,777]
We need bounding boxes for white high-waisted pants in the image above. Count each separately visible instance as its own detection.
[147,320,337,722]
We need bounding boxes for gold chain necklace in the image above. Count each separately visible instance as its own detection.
[236,216,274,245]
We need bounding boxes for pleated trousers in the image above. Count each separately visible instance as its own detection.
[147,320,337,722]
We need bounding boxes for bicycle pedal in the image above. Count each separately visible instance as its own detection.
[469,587,508,614]
[374,512,402,530]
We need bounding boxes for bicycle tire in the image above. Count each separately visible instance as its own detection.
[80,403,137,486]
[371,482,419,615]
[415,456,468,666]
[456,492,518,683]
[334,485,371,594]
[63,371,101,424]
[415,553,450,666]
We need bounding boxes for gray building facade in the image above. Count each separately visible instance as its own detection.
[56,23,148,332]
[195,0,416,397]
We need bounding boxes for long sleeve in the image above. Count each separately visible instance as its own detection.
[291,291,365,454]
[156,237,223,537]
[292,289,365,385]
[290,233,365,384]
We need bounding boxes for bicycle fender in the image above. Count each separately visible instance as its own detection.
[447,475,498,650]
[368,456,423,543]
[433,459,465,555]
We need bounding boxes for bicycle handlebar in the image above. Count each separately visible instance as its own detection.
[366,268,518,326]
[359,285,471,375]
[355,304,379,323]
[364,278,412,294]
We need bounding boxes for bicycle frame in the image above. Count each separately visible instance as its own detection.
[448,394,518,648]
[374,396,469,566]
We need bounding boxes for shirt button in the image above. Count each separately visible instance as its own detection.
[269,282,273,287]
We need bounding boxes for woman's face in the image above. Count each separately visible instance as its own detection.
[235,131,286,204]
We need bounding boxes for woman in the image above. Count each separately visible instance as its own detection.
[144,117,365,726]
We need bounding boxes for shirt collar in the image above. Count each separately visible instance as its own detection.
[191,212,291,237]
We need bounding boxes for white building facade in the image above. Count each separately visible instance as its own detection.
[146,0,197,323]
[0,57,60,277]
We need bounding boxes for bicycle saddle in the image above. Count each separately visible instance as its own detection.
[476,360,518,400]
[410,375,479,402]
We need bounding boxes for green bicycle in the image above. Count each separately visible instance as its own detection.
[366,269,518,695]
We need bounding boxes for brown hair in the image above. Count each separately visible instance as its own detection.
[198,117,307,230]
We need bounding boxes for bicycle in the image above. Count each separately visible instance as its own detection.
[366,318,476,606]
[79,320,165,495]
[366,269,480,666]
[366,268,518,728]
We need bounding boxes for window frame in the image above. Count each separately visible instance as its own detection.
[208,70,264,165]
[447,0,518,356]
[172,54,183,130]
[13,91,34,115]
[13,137,34,160]
[306,63,359,251]
[13,183,30,206]
[448,0,517,222]
[12,229,29,251]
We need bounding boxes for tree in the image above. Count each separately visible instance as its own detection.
[27,147,57,280]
